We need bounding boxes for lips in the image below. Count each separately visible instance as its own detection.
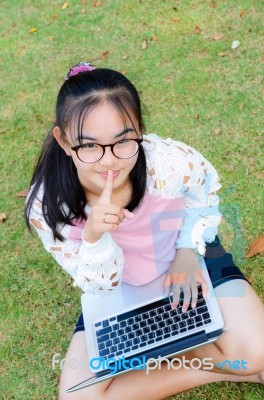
[98,170,120,179]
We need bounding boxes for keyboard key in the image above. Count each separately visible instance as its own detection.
[164,334,170,339]
[181,313,189,320]
[164,305,171,311]
[128,332,135,339]
[196,322,203,327]
[202,313,210,320]
[195,315,202,323]
[148,332,155,339]
[132,345,139,350]
[173,316,181,323]
[102,320,109,328]
[132,323,140,330]
[134,315,142,322]
[124,348,131,353]
[125,326,132,333]
[99,348,110,357]
[204,319,211,324]
[157,307,164,314]
[97,334,109,343]
[135,329,143,336]
[126,340,133,347]
[170,309,177,317]
[140,335,148,342]
[110,331,117,338]
[149,310,157,317]
[197,306,208,315]
[117,329,125,336]
[120,321,127,328]
[171,330,179,336]
[180,328,187,333]
[116,351,122,356]
[156,336,163,341]
[113,337,120,344]
[171,324,179,331]
[148,339,155,344]
[187,318,195,325]
[156,329,163,337]
[158,321,165,328]
[179,321,186,328]
[127,318,134,325]
[112,323,119,330]
[96,327,112,336]
[162,312,169,319]
[166,318,173,325]
[133,338,140,345]
[140,321,147,328]
[120,335,128,342]
[189,310,196,317]
[118,343,125,350]
[95,322,101,327]
[142,313,149,319]
[105,340,112,347]
[188,325,195,330]
[147,318,155,325]
[110,345,117,353]
[163,327,171,334]
[140,342,147,347]
[143,327,150,334]
[155,315,162,322]
[108,353,115,358]
[98,343,105,350]
[151,324,158,331]
[109,317,116,322]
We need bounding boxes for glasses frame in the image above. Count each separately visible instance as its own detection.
[71,138,143,163]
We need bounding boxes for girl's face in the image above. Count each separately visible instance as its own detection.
[64,102,140,199]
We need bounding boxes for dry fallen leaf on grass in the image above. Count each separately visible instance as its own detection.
[172,17,180,23]
[0,213,7,223]
[93,0,101,6]
[16,188,29,198]
[195,26,202,34]
[213,32,224,41]
[29,27,38,33]
[141,39,148,50]
[246,236,264,258]
[61,2,69,10]
[218,51,228,57]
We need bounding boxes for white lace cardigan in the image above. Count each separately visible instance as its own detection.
[27,133,222,295]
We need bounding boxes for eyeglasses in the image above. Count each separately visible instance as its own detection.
[71,138,143,163]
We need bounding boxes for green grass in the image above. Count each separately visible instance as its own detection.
[0,0,263,398]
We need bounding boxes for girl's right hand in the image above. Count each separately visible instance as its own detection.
[82,170,134,243]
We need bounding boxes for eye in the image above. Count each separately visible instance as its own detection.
[83,143,97,149]
[116,139,129,145]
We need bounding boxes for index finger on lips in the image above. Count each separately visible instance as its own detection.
[98,170,113,204]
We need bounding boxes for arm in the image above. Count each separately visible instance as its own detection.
[28,196,125,295]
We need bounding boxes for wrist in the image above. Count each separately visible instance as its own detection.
[82,229,102,244]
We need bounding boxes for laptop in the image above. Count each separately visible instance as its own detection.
[66,257,224,393]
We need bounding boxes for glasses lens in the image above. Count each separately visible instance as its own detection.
[77,144,104,163]
[113,139,139,159]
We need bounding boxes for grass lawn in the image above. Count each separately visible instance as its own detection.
[0,0,263,398]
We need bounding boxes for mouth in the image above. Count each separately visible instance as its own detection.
[98,170,120,179]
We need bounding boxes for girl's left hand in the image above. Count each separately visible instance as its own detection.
[163,248,208,313]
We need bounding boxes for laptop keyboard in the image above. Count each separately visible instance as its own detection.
[93,285,211,360]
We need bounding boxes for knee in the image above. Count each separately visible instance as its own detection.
[229,342,264,376]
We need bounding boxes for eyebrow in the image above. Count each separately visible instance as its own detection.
[80,127,135,141]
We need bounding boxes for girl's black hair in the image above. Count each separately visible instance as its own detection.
[25,68,147,241]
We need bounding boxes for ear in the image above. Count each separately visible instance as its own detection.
[53,126,71,156]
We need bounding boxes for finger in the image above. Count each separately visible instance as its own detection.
[98,170,113,204]
[123,208,135,220]
[171,285,182,310]
[103,213,121,225]
[190,282,198,309]
[196,273,208,298]
[162,274,172,298]
[182,286,191,313]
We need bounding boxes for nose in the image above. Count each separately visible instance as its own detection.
[98,146,118,167]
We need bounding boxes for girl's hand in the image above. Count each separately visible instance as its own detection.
[163,248,208,313]
[83,170,134,243]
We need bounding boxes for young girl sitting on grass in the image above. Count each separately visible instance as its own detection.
[25,62,264,399]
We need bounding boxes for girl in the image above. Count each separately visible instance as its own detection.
[25,62,264,400]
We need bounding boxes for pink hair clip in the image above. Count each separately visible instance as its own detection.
[65,61,96,80]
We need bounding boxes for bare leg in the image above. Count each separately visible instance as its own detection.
[59,331,262,400]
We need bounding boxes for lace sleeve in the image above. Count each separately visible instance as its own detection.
[27,194,124,295]
[144,134,222,250]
